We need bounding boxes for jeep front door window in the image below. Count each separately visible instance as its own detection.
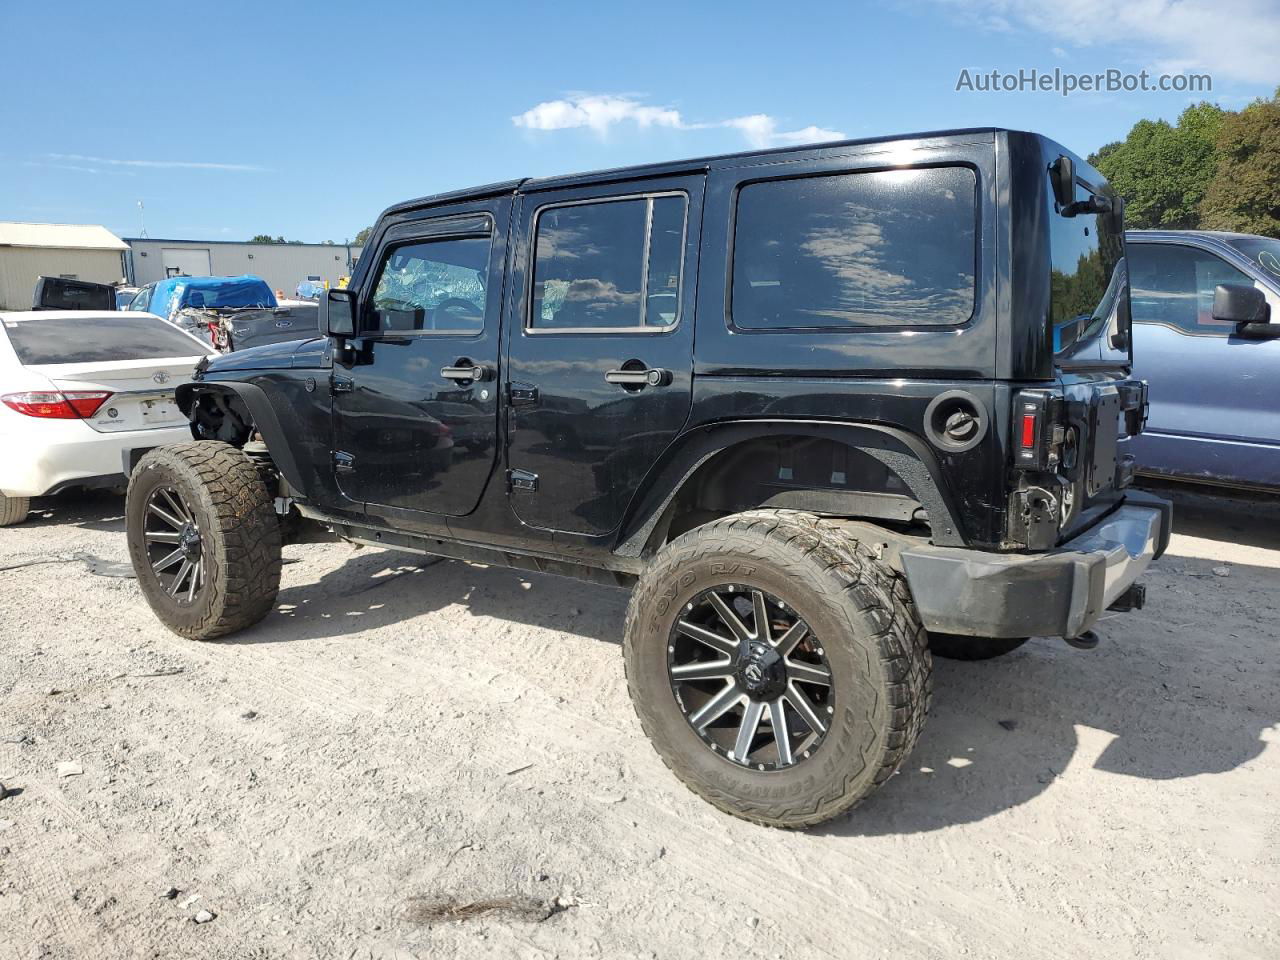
[367,237,490,335]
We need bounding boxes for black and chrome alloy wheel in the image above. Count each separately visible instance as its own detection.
[142,485,205,603]
[668,585,833,771]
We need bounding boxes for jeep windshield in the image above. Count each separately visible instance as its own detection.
[1048,172,1130,369]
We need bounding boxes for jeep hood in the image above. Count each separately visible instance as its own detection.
[201,337,327,373]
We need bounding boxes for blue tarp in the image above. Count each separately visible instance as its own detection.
[153,275,277,320]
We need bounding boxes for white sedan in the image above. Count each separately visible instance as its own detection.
[0,310,214,526]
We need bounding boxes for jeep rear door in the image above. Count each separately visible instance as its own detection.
[331,198,509,518]
[504,174,703,536]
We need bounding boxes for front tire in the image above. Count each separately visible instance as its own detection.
[0,493,29,526]
[127,442,281,640]
[624,510,931,828]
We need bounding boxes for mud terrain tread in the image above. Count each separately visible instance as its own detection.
[0,494,30,527]
[624,509,931,828]
[129,442,280,640]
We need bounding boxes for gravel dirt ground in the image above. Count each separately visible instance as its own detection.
[0,483,1276,959]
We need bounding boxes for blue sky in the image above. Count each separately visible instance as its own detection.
[2,0,1275,243]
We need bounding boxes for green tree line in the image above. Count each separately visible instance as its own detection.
[1089,88,1280,239]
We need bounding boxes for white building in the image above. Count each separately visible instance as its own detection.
[126,238,363,294]
[0,222,129,310]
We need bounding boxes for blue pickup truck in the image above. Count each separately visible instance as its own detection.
[126,275,316,352]
[1128,230,1280,492]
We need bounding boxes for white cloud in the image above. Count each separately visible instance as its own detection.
[47,153,267,172]
[513,95,844,148]
[513,95,683,134]
[936,0,1280,85]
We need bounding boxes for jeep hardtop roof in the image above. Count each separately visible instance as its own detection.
[380,126,1013,221]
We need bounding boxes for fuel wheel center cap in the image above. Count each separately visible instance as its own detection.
[737,643,786,700]
[179,524,202,560]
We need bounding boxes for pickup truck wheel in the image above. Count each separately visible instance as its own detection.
[0,493,30,526]
[929,634,1029,661]
[624,509,931,829]
[126,442,281,641]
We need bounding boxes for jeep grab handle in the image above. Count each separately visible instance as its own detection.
[441,362,493,382]
[604,366,672,387]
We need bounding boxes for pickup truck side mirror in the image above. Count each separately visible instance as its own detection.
[1212,283,1275,337]
[319,288,356,338]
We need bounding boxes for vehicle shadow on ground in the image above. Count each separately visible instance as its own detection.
[27,491,125,533]
[824,602,1277,837]
[236,547,628,648]
[242,541,1278,835]
[1138,479,1280,552]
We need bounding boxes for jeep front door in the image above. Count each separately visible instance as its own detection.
[332,202,508,518]
[505,176,702,536]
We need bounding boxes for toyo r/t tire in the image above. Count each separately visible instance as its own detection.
[624,509,931,829]
[127,441,281,641]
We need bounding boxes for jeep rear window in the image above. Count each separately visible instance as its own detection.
[2,315,208,365]
[731,167,976,330]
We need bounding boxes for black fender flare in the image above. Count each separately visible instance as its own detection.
[176,380,307,495]
[614,419,967,556]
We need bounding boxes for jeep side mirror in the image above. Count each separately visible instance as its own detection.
[1212,283,1273,337]
[319,288,356,338]
[1049,155,1075,209]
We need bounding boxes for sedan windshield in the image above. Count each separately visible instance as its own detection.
[3,315,207,365]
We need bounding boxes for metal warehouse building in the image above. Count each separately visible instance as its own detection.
[126,238,362,294]
[0,222,129,310]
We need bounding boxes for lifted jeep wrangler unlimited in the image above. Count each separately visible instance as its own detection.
[127,128,1170,828]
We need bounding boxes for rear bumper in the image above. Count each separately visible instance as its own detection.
[900,491,1172,639]
[0,425,192,497]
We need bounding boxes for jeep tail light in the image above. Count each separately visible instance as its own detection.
[1019,411,1037,450]
[2,390,112,419]
[1012,390,1064,471]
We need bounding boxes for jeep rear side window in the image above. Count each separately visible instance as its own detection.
[731,167,977,330]
[367,235,491,335]
[530,194,687,332]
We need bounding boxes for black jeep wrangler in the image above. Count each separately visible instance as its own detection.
[126,128,1170,828]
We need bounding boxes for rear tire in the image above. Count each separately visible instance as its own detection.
[0,493,29,526]
[624,509,931,828]
[127,442,281,640]
[929,633,1029,661]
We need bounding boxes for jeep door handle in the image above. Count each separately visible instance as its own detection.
[604,367,673,387]
[441,362,493,382]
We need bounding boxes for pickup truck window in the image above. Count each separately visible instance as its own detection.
[1129,243,1252,335]
[530,194,687,332]
[368,235,490,335]
[730,166,976,330]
